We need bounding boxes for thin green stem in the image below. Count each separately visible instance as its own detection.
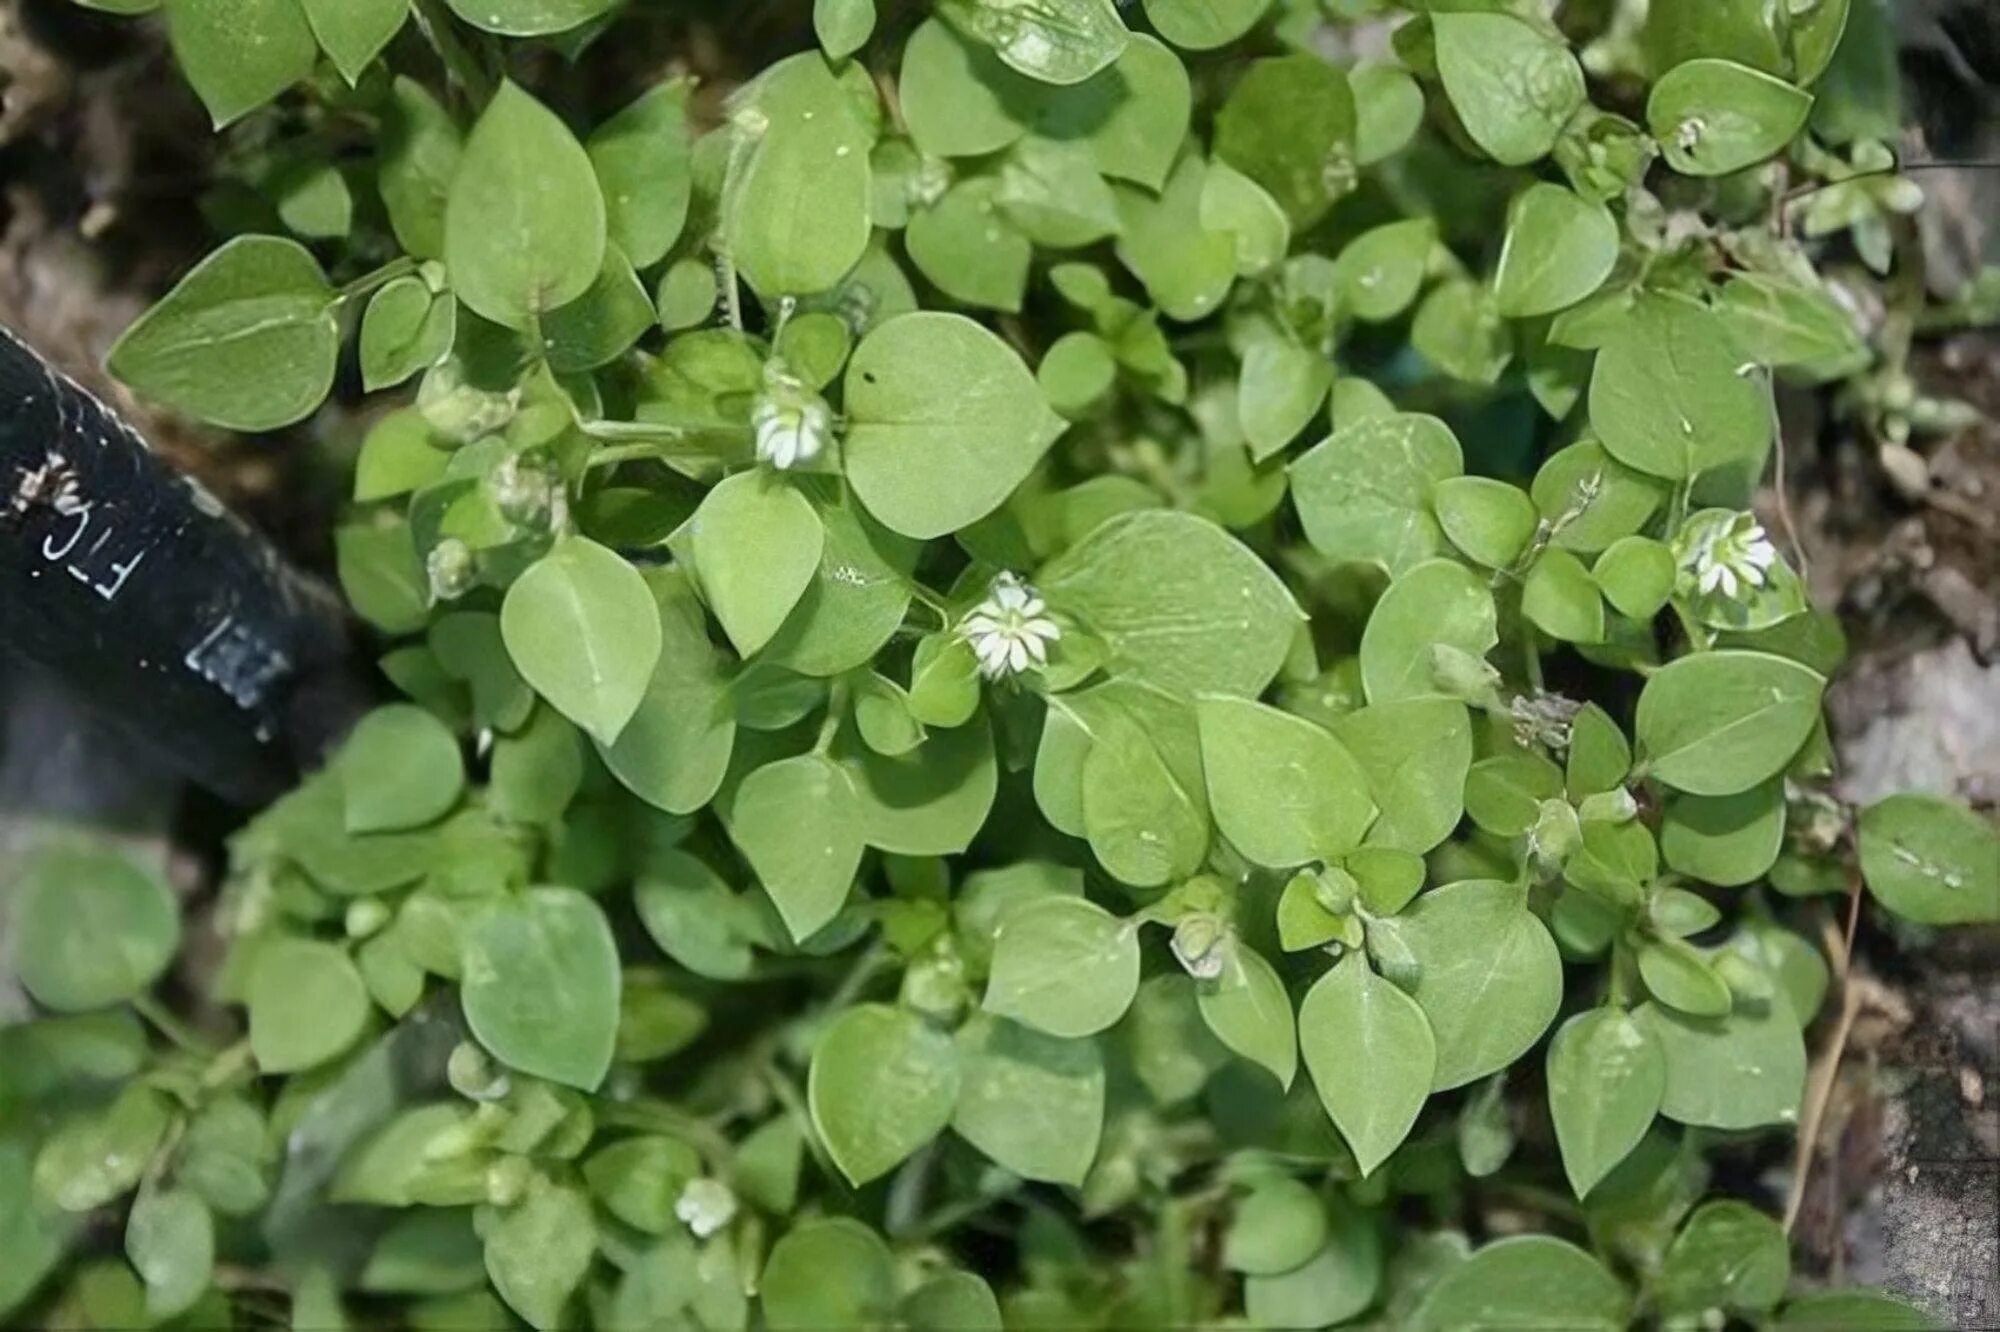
[133,992,217,1057]
[337,256,420,304]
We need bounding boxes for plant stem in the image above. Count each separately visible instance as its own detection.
[133,991,217,1056]
[337,256,420,304]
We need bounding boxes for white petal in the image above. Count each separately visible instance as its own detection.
[1023,633,1049,665]
[1024,618,1061,642]
[1716,566,1738,598]
[961,614,1000,637]
[1740,561,1767,588]
[994,584,1028,611]
[1006,639,1029,673]
[1019,595,1047,618]
[1699,563,1725,594]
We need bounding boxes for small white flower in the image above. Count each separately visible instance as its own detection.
[752,395,830,470]
[1677,511,1779,602]
[674,1178,737,1239]
[958,573,1061,679]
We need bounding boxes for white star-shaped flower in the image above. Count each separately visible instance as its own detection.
[958,573,1061,679]
[752,395,830,470]
[1679,511,1779,600]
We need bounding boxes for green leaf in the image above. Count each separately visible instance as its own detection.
[1224,1178,1326,1275]
[483,1180,596,1331]
[1547,1007,1664,1198]
[584,1136,700,1232]
[1195,695,1376,867]
[490,706,584,827]
[1196,945,1298,1090]
[1361,559,1498,703]
[1040,509,1303,698]
[1433,12,1586,166]
[1081,710,1207,886]
[1212,53,1356,224]
[354,409,448,503]
[0,1139,72,1320]
[1649,59,1813,177]
[1532,439,1670,554]
[247,939,370,1074]
[997,137,1121,249]
[950,1014,1105,1185]
[1660,781,1787,887]
[844,312,1065,539]
[502,536,663,746]
[907,179,1033,312]
[1523,547,1606,644]
[1412,279,1513,385]
[1567,703,1633,797]
[1333,697,1473,855]
[108,235,337,431]
[1391,879,1561,1089]
[1435,476,1538,570]
[1642,996,1806,1130]
[1198,160,1291,278]
[1112,156,1236,322]
[1243,1198,1383,1328]
[1142,0,1269,50]
[1593,535,1678,620]
[12,845,178,1013]
[1239,333,1332,460]
[300,0,404,84]
[1332,218,1434,323]
[766,487,921,676]
[380,78,463,261]
[1857,793,1999,924]
[336,704,464,834]
[839,713,999,855]
[1300,954,1435,1175]
[444,81,606,331]
[601,571,735,815]
[1464,752,1564,838]
[360,277,455,392]
[685,473,825,657]
[542,246,655,373]
[1493,184,1618,318]
[588,81,691,270]
[1351,60,1425,165]
[444,0,615,36]
[763,1219,896,1329]
[725,53,873,298]
[34,1084,170,1212]
[126,1187,214,1321]
[897,18,1025,159]
[461,888,621,1091]
[1657,1200,1790,1316]
[899,1274,1003,1332]
[984,895,1140,1038]
[164,0,316,127]
[1635,650,1824,795]
[938,0,1127,85]
[1291,413,1462,576]
[1716,271,1866,376]
[1412,1235,1629,1332]
[1040,331,1118,417]
[727,753,865,939]
[808,1005,959,1185]
[1589,296,1771,480]
[815,0,874,60]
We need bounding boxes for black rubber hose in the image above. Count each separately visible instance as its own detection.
[0,325,359,805]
